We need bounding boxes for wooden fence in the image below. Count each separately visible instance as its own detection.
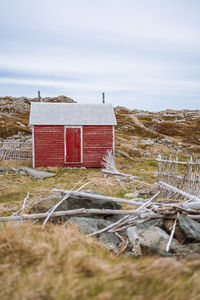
[156,154,200,198]
[0,140,32,161]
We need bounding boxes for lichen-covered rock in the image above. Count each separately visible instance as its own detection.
[30,190,121,214]
[139,227,179,252]
[178,215,200,240]
[68,217,121,253]
[127,226,179,254]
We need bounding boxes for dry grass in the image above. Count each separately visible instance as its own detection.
[115,113,158,139]
[137,114,200,146]
[1,108,200,299]
[0,156,158,209]
[0,222,200,300]
[0,113,31,138]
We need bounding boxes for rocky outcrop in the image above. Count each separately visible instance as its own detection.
[0,95,76,139]
[0,95,76,115]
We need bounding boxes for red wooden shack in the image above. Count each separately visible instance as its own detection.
[29,103,117,168]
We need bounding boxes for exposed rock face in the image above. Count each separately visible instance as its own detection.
[0,95,76,114]
[0,95,76,139]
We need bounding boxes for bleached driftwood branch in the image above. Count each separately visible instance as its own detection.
[89,192,160,237]
[166,214,178,252]
[52,189,146,206]
[102,169,136,179]
[89,216,130,237]
[21,192,29,222]
[158,181,200,202]
[21,166,56,179]
[0,208,164,222]
[42,178,89,227]
[156,157,199,165]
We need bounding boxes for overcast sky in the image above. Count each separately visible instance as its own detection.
[0,0,200,110]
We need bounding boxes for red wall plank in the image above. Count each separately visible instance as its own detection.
[34,125,113,168]
[34,125,64,167]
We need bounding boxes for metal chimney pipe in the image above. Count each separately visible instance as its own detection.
[102,92,105,104]
[38,91,41,102]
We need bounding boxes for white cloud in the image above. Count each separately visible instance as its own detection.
[0,0,200,109]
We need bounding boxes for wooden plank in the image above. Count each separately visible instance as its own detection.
[34,125,65,167]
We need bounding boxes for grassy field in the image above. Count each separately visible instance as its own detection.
[1,222,200,300]
[0,157,157,211]
[0,158,200,299]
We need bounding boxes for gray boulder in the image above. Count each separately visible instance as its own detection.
[30,193,63,213]
[31,190,121,214]
[139,227,179,252]
[127,226,179,254]
[62,190,121,211]
[176,243,200,254]
[178,215,200,240]
[68,217,107,234]
[68,217,121,253]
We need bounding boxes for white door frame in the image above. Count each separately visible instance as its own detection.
[32,126,35,168]
[64,126,83,164]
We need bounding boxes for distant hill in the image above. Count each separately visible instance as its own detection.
[0,95,76,138]
[1,97,200,157]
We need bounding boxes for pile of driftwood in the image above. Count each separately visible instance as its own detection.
[1,179,200,256]
[1,152,200,256]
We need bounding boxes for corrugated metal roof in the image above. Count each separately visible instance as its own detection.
[29,103,117,125]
